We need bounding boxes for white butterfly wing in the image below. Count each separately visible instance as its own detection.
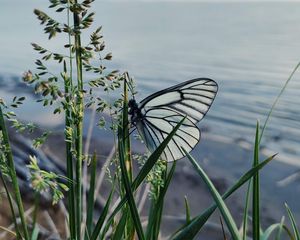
[137,78,218,161]
[136,109,200,161]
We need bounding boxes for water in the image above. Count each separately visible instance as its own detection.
[1,1,300,163]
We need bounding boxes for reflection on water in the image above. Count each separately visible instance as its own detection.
[1,1,300,162]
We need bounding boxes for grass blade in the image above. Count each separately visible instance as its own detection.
[252,122,260,240]
[242,180,252,240]
[0,106,29,240]
[123,73,133,182]
[146,162,176,240]
[86,152,97,238]
[30,225,39,240]
[118,126,145,240]
[259,62,300,144]
[285,203,300,240]
[184,196,191,224]
[0,172,21,238]
[90,182,115,240]
[123,74,135,239]
[171,153,276,240]
[62,61,76,239]
[275,217,285,240]
[184,149,240,240]
[261,222,294,240]
[112,210,129,240]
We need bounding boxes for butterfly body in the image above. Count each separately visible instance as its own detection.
[128,78,218,162]
[128,99,142,125]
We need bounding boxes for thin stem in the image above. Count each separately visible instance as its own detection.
[0,107,30,240]
[259,62,300,144]
[0,173,21,238]
[82,103,97,236]
[32,192,40,234]
[66,2,76,239]
[63,62,76,239]
[73,3,84,239]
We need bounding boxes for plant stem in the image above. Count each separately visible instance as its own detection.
[32,192,40,232]
[66,2,76,238]
[0,172,21,239]
[63,60,76,239]
[0,107,30,240]
[123,74,133,182]
[73,3,84,239]
[123,74,134,239]
[252,122,260,240]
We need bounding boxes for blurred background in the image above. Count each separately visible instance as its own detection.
[1,0,300,163]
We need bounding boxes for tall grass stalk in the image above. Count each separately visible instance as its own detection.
[86,152,97,238]
[72,2,85,238]
[252,122,260,240]
[0,107,30,240]
[65,2,75,238]
[242,180,252,240]
[62,61,76,239]
[122,75,135,239]
[0,172,20,238]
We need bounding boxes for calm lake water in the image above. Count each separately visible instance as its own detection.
[1,1,300,164]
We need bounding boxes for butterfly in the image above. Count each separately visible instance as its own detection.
[128,78,218,162]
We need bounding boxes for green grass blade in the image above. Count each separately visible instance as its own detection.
[0,107,30,240]
[90,183,115,240]
[155,162,176,239]
[146,162,176,240]
[261,223,281,240]
[86,152,97,238]
[118,127,145,240]
[0,173,21,238]
[112,210,129,240]
[101,118,186,237]
[30,225,39,240]
[259,62,300,144]
[171,153,276,240]
[252,122,260,240]
[123,73,133,182]
[242,180,252,240]
[285,203,300,240]
[184,196,191,224]
[123,75,135,239]
[62,62,76,239]
[275,217,285,240]
[32,193,40,239]
[261,222,294,240]
[72,4,85,238]
[184,149,241,240]
[145,200,155,240]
